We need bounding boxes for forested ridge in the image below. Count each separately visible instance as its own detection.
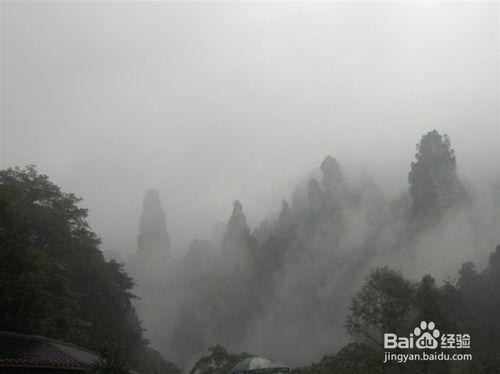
[127,130,498,372]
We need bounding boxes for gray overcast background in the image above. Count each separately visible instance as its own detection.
[1,2,498,257]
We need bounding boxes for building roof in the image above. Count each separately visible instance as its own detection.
[0,330,99,370]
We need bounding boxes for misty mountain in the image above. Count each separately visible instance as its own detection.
[127,130,498,369]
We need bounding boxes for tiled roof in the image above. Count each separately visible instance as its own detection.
[0,330,99,369]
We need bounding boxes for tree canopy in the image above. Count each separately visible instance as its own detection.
[0,166,180,374]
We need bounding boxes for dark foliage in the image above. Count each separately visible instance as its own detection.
[0,166,180,374]
[190,344,252,374]
[340,247,500,373]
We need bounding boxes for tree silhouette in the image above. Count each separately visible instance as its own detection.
[408,130,465,220]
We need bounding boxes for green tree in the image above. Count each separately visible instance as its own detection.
[413,275,456,333]
[0,166,180,374]
[0,171,87,341]
[459,246,500,370]
[342,248,500,373]
[346,267,415,347]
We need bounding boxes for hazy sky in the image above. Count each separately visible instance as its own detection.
[1,2,498,256]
